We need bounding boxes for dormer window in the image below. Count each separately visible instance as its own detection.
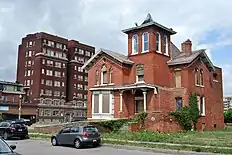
[164,36,169,56]
[132,35,138,54]
[136,64,144,83]
[142,32,149,52]
[156,32,161,53]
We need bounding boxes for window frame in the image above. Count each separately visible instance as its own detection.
[156,32,161,53]
[200,69,204,86]
[142,32,149,53]
[164,35,169,56]
[132,35,138,54]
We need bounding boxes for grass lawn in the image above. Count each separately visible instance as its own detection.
[102,126,232,147]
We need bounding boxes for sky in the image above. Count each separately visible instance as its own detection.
[0,0,232,96]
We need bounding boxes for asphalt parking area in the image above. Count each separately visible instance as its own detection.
[6,139,169,155]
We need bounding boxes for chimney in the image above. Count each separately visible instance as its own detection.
[181,39,192,55]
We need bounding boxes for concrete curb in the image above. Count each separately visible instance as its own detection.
[102,144,223,155]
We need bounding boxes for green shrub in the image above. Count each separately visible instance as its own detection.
[224,110,232,123]
[93,119,129,132]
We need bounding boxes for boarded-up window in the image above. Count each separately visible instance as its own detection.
[200,69,204,86]
[93,94,99,113]
[135,100,144,113]
[102,65,107,84]
[195,68,199,85]
[109,67,113,83]
[136,64,144,82]
[174,71,181,88]
[102,94,110,113]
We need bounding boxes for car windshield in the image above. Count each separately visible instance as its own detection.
[0,139,12,154]
[83,126,98,133]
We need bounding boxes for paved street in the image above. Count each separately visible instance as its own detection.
[6,139,169,155]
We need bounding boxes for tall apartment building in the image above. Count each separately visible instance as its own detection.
[16,32,94,124]
[223,96,232,111]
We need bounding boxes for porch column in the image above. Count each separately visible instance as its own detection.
[120,92,123,112]
[143,91,147,112]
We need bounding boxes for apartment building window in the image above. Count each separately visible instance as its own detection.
[156,32,161,53]
[32,51,35,55]
[24,70,27,76]
[73,93,76,97]
[46,80,53,86]
[74,66,77,70]
[74,56,78,61]
[31,70,34,75]
[176,97,183,111]
[62,82,64,87]
[101,65,107,84]
[31,80,33,85]
[47,60,53,66]
[63,63,65,68]
[85,69,88,73]
[142,32,149,52]
[28,61,31,66]
[195,68,199,85]
[25,61,27,67]
[56,43,62,49]
[45,90,52,96]
[86,51,91,57]
[78,57,84,63]
[48,40,54,47]
[132,35,138,54]
[84,85,88,90]
[136,64,144,83]
[27,80,30,86]
[41,79,44,84]
[32,60,34,65]
[78,67,82,72]
[46,70,53,76]
[77,84,83,90]
[61,92,64,96]
[54,71,61,77]
[25,51,28,57]
[29,41,33,47]
[78,75,83,81]
[74,74,77,79]
[79,49,84,55]
[40,89,44,95]
[174,70,181,88]
[43,48,46,53]
[63,53,66,58]
[62,72,65,77]
[63,45,66,50]
[54,81,60,87]
[27,70,31,76]
[200,69,204,86]
[28,51,32,57]
[55,62,61,68]
[85,76,88,82]
[74,84,77,88]
[84,95,87,100]
[41,69,45,74]
[164,36,169,56]
[77,93,82,99]
[42,59,45,64]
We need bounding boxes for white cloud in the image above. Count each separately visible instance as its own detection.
[0,0,232,94]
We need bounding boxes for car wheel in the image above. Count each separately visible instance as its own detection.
[51,137,58,146]
[74,139,81,149]
[3,132,8,140]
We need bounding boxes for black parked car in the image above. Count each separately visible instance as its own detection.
[0,121,28,140]
[51,125,101,149]
[0,137,19,154]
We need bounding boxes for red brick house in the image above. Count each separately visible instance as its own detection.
[82,14,224,132]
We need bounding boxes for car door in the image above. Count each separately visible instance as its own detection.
[56,127,70,145]
[67,127,80,145]
[0,122,5,136]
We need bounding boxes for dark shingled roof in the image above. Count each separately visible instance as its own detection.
[168,46,215,72]
[122,13,176,35]
[82,48,134,70]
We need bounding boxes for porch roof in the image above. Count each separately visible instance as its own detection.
[89,82,158,91]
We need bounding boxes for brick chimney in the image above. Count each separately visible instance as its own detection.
[181,39,192,55]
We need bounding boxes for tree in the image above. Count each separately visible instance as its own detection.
[188,93,200,130]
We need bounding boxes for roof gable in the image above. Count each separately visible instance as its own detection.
[122,13,176,35]
[81,48,134,71]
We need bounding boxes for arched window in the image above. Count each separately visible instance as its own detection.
[156,32,161,53]
[200,69,204,86]
[195,68,199,85]
[132,35,138,54]
[95,70,99,85]
[101,65,107,84]
[142,32,149,52]
[164,35,169,55]
[109,67,113,84]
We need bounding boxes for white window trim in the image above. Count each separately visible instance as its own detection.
[142,32,149,53]
[164,35,169,56]
[156,32,161,53]
[201,96,206,116]
[132,35,138,55]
